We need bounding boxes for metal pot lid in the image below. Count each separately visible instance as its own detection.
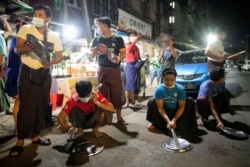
[72,142,104,156]
[163,138,193,153]
[221,127,249,140]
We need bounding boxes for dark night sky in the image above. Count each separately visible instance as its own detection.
[208,0,250,45]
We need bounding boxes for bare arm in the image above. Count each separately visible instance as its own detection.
[57,111,71,132]
[15,37,34,55]
[158,49,164,63]
[89,47,98,58]
[2,16,12,39]
[155,99,172,128]
[118,48,126,62]
[173,100,186,122]
[207,98,224,129]
[92,91,115,112]
[169,44,177,58]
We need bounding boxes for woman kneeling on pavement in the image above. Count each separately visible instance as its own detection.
[146,68,197,134]
[57,80,115,139]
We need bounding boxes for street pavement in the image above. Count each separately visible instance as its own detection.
[0,67,250,167]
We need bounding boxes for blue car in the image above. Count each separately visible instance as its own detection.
[175,49,209,96]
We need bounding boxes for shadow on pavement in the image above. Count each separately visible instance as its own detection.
[226,82,245,98]
[112,123,139,138]
[0,134,15,146]
[0,144,41,167]
[53,132,127,166]
[177,129,208,144]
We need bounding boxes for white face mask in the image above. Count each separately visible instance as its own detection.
[164,84,175,89]
[96,28,101,35]
[79,96,91,103]
[32,17,45,28]
[130,36,137,42]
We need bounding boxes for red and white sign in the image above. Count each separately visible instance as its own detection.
[117,9,152,39]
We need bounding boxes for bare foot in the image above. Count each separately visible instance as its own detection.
[147,124,155,130]
[93,131,103,138]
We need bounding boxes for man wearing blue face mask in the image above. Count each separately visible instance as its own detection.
[146,68,197,135]
[57,80,115,139]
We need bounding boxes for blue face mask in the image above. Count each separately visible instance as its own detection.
[79,96,91,103]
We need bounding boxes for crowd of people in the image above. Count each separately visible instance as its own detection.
[0,3,244,159]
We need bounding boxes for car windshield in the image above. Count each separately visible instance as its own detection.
[176,51,207,65]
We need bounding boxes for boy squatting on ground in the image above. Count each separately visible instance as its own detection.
[196,67,240,130]
[57,80,115,139]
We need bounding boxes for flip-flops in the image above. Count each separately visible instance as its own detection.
[32,137,51,146]
[122,105,129,109]
[117,119,129,125]
[9,146,24,157]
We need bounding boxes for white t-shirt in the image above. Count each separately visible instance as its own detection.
[16,25,63,69]
[17,25,63,52]
[205,37,224,62]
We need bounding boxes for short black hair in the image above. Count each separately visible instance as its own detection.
[97,16,111,28]
[75,80,92,97]
[33,4,52,18]
[127,30,138,36]
[162,68,177,77]
[210,67,225,81]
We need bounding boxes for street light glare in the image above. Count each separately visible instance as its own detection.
[206,33,216,43]
[63,25,77,39]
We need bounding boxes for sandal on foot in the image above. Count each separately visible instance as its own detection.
[32,137,51,146]
[134,103,143,107]
[9,146,24,157]
[117,119,129,125]
[122,105,129,109]
[93,131,103,138]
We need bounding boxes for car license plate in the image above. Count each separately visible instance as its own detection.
[182,83,196,89]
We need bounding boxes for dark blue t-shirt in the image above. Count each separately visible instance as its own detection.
[91,35,125,67]
[197,80,226,99]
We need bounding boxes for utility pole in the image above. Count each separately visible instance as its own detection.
[247,34,250,59]
[82,0,92,44]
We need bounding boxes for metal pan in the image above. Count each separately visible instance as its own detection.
[220,127,249,140]
[162,129,192,153]
[72,142,104,156]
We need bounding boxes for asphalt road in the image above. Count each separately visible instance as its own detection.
[0,67,249,167]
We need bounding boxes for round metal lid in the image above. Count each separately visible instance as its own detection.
[163,138,193,153]
[72,142,104,156]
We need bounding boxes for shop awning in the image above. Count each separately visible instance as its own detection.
[0,0,33,15]
[10,0,33,13]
